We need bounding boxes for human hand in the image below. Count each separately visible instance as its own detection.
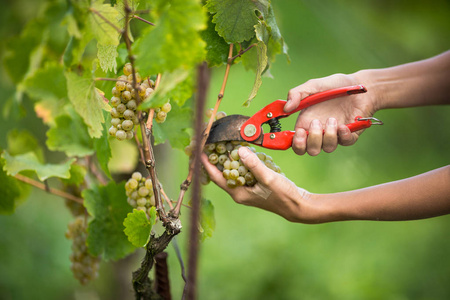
[285,73,377,156]
[201,146,321,223]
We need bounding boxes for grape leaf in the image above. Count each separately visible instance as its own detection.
[83,181,136,260]
[97,43,118,73]
[139,69,190,110]
[133,0,206,76]
[46,107,94,157]
[61,164,87,186]
[22,62,67,102]
[243,22,268,107]
[89,0,121,46]
[2,151,75,181]
[65,71,111,138]
[93,110,112,179]
[201,16,230,67]
[265,5,289,63]
[199,198,215,241]
[7,129,44,163]
[206,0,269,43]
[123,208,156,248]
[0,155,30,215]
[3,19,45,84]
[153,101,192,149]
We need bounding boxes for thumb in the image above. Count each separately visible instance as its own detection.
[238,147,274,186]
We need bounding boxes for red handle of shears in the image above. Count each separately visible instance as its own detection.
[261,116,373,150]
[240,85,376,150]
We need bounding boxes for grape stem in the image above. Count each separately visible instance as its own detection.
[229,43,257,62]
[14,174,84,204]
[171,43,235,218]
[132,15,155,26]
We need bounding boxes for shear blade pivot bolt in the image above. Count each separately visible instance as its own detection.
[244,124,257,137]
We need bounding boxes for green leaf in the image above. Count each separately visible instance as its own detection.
[0,155,30,215]
[3,19,45,84]
[123,208,156,248]
[243,22,268,107]
[199,198,216,241]
[46,108,94,157]
[201,16,230,67]
[65,71,111,138]
[134,0,206,75]
[265,5,289,63]
[97,43,118,73]
[153,101,192,149]
[93,110,112,179]
[2,151,75,181]
[89,0,121,46]
[7,129,44,163]
[83,181,136,260]
[139,69,190,110]
[206,0,269,43]
[61,164,87,186]
[22,62,67,102]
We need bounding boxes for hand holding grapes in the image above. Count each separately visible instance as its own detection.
[201,147,320,223]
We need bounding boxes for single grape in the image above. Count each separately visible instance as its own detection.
[111,118,121,127]
[123,109,135,120]
[122,91,132,102]
[126,83,134,92]
[137,198,147,207]
[218,154,228,165]
[216,111,227,120]
[110,96,121,107]
[148,196,156,207]
[216,143,226,154]
[145,88,154,98]
[112,86,121,97]
[223,159,231,170]
[138,186,150,197]
[122,120,134,131]
[132,172,142,181]
[116,80,126,91]
[132,116,140,125]
[225,142,234,152]
[126,100,137,110]
[226,179,237,188]
[205,108,214,118]
[157,111,167,120]
[116,130,127,140]
[145,179,153,190]
[110,108,120,118]
[256,152,266,161]
[161,102,171,113]
[238,165,248,176]
[236,176,246,186]
[222,169,231,179]
[230,160,240,170]
[208,153,219,164]
[123,63,132,76]
[127,178,138,189]
[108,126,118,136]
[230,149,239,161]
[229,169,239,180]
[205,143,216,151]
[116,103,126,114]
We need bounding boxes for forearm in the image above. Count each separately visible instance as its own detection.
[355,51,450,111]
[313,166,450,222]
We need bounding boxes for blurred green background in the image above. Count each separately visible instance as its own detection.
[1,0,449,299]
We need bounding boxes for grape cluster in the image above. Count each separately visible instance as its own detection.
[125,171,155,219]
[154,101,172,123]
[65,217,101,285]
[184,110,283,188]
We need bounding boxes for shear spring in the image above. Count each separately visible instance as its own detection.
[267,118,282,133]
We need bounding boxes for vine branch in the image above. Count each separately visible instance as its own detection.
[133,15,155,26]
[14,174,84,204]
[171,43,234,218]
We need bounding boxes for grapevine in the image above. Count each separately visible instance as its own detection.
[0,0,289,299]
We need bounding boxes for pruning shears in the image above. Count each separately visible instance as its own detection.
[206,85,383,150]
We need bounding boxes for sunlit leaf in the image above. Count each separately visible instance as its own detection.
[123,208,156,247]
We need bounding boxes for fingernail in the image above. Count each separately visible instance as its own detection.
[327,118,337,127]
[311,119,321,129]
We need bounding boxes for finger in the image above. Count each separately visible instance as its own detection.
[306,119,323,156]
[292,128,307,156]
[338,125,358,146]
[322,118,338,153]
[285,80,321,113]
[238,147,275,186]
[200,153,228,190]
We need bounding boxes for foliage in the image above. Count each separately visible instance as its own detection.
[0,0,288,297]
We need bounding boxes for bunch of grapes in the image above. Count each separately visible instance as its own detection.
[153,101,172,123]
[109,63,154,140]
[125,171,155,219]
[65,217,101,285]
[184,110,283,188]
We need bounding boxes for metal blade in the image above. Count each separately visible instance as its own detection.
[206,115,250,144]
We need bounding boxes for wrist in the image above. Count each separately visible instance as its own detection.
[352,69,385,113]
